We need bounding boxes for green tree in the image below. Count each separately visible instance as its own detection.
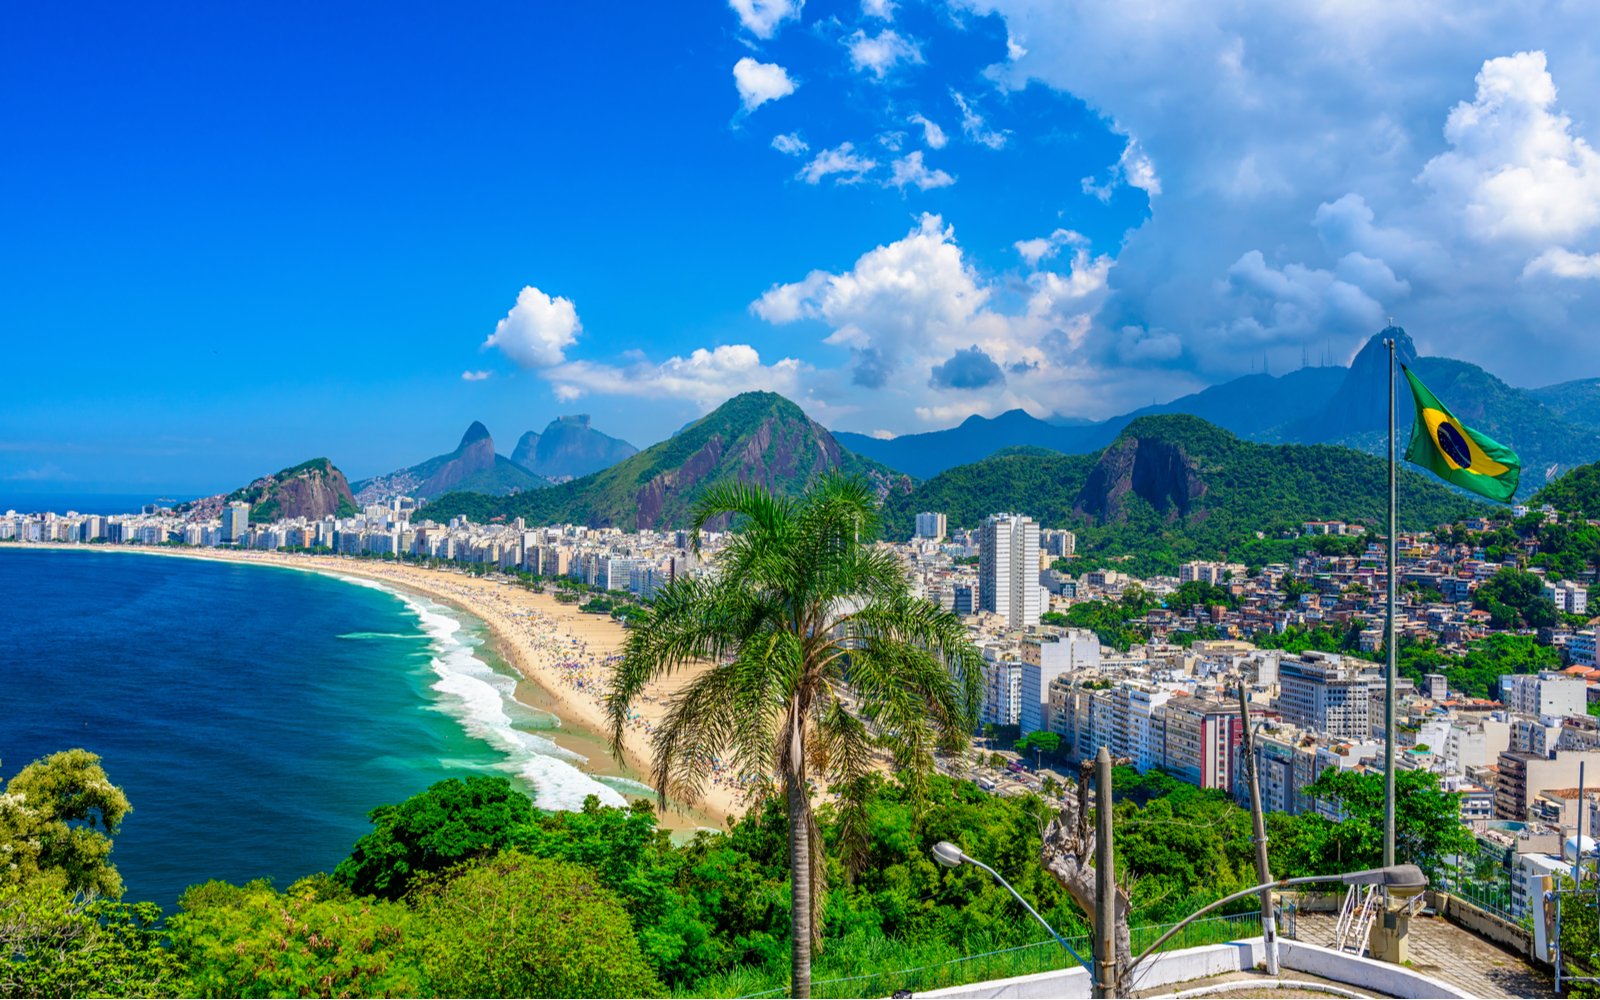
[1474,567,1559,628]
[607,474,981,998]
[333,776,536,900]
[0,749,131,898]
[1013,732,1061,757]
[414,853,663,998]
[1276,769,1474,883]
[0,880,180,999]
[170,877,424,998]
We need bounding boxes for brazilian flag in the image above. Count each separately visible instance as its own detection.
[1402,366,1520,502]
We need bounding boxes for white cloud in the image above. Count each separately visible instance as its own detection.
[846,29,923,80]
[889,151,955,191]
[484,286,580,368]
[733,57,796,113]
[1525,248,1600,279]
[771,132,809,156]
[544,345,807,409]
[1420,51,1600,245]
[966,1,1600,383]
[908,113,948,149]
[950,91,1007,149]
[728,0,801,38]
[862,0,894,19]
[461,370,492,381]
[798,142,877,185]
[1014,227,1087,267]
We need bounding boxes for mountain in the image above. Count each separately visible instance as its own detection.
[1532,378,1600,430]
[510,415,638,480]
[835,366,1347,479]
[353,422,548,503]
[226,458,358,522]
[419,392,908,530]
[1531,461,1600,518]
[1282,328,1600,494]
[881,414,1482,572]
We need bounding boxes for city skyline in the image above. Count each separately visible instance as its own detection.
[6,1,1600,495]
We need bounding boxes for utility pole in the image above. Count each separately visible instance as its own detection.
[1384,337,1397,869]
[1237,686,1277,975]
[1094,746,1117,999]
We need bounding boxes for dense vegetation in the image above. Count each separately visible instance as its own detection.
[420,393,907,530]
[881,415,1483,575]
[1532,460,1600,520]
[3,748,1480,999]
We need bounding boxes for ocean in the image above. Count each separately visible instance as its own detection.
[0,547,646,909]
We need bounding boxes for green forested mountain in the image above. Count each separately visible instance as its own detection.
[883,414,1483,573]
[1531,461,1600,518]
[420,392,908,530]
[1532,377,1600,430]
[224,457,358,521]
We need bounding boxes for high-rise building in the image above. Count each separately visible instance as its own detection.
[914,511,948,542]
[1500,672,1587,719]
[979,513,1041,628]
[1162,695,1242,791]
[222,502,250,544]
[1020,630,1100,734]
[981,660,1023,727]
[1277,652,1372,740]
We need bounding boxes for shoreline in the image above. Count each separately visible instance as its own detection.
[5,543,742,830]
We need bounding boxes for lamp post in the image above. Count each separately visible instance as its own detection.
[1124,865,1427,989]
[931,841,1092,974]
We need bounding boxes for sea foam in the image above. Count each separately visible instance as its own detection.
[339,575,629,811]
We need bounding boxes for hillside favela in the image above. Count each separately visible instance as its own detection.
[7,6,1600,1000]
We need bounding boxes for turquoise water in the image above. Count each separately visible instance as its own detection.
[0,548,639,908]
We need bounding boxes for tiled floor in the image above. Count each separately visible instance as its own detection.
[1293,911,1556,998]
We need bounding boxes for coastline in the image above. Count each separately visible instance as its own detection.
[6,544,742,830]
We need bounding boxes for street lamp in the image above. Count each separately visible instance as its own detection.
[932,841,1092,974]
[1125,864,1427,988]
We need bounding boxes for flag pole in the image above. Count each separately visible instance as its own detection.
[1384,336,1397,869]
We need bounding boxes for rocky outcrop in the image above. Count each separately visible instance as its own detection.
[635,435,726,529]
[1074,435,1206,524]
[418,422,496,497]
[228,458,358,521]
[516,415,637,481]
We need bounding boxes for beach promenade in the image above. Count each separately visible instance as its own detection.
[24,545,747,828]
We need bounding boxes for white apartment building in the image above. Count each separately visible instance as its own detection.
[979,513,1041,629]
[1020,629,1100,734]
[222,501,250,544]
[1544,579,1589,616]
[1277,652,1372,741]
[982,660,1023,728]
[1571,631,1597,669]
[1500,672,1587,720]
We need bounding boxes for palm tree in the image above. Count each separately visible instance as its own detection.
[607,474,981,998]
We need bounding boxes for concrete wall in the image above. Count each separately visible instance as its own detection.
[915,937,1472,999]
[1429,890,1540,963]
[1278,940,1470,998]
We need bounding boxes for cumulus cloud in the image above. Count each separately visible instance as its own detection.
[968,1,1600,383]
[889,151,955,190]
[749,214,1124,428]
[846,29,923,79]
[1420,51,1600,245]
[862,0,894,19]
[733,57,796,113]
[1525,248,1600,280]
[1014,228,1087,267]
[798,142,877,184]
[771,132,809,156]
[484,286,580,368]
[545,345,807,409]
[728,0,801,38]
[908,113,948,149]
[929,345,1005,389]
[461,370,492,381]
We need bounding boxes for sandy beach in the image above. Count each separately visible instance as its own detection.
[18,545,747,830]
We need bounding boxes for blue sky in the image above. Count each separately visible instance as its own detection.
[5,1,1600,495]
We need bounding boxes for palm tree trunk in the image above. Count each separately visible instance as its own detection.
[788,772,812,999]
